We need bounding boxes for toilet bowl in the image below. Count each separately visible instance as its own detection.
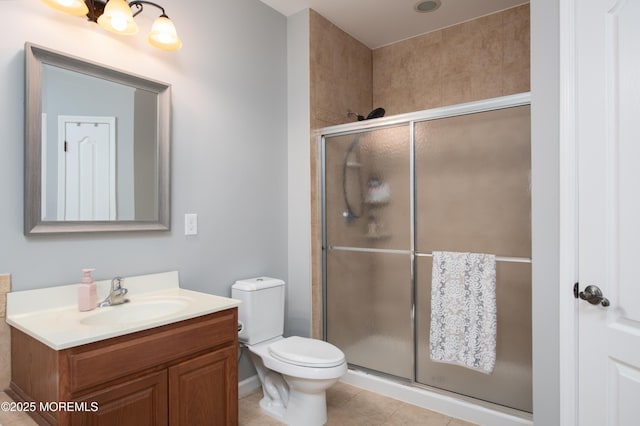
[231,277,347,426]
[248,336,347,425]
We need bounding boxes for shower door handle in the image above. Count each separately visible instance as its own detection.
[579,285,610,307]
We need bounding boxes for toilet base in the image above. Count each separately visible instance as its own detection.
[258,395,286,422]
[246,338,346,426]
[258,387,328,426]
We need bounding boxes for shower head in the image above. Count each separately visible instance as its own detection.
[366,107,385,120]
[347,107,386,121]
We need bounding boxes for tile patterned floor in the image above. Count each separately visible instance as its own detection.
[0,392,38,426]
[240,381,477,426]
[0,382,477,425]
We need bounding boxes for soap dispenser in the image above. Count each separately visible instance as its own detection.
[78,268,97,311]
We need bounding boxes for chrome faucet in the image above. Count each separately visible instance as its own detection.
[98,277,129,307]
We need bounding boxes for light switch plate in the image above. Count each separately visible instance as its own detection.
[184,213,198,235]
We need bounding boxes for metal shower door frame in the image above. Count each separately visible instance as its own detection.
[320,92,532,386]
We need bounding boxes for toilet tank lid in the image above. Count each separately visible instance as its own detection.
[232,277,285,291]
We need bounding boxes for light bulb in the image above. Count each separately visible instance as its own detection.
[97,0,138,35]
[148,16,182,50]
[42,0,88,16]
[110,14,128,32]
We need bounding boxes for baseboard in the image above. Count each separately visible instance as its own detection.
[238,374,261,398]
[341,369,533,426]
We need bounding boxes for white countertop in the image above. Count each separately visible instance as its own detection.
[6,271,240,350]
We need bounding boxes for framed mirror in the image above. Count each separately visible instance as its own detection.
[24,43,170,234]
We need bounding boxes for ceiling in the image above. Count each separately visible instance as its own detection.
[259,0,529,49]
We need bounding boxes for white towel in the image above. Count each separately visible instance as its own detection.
[429,251,497,374]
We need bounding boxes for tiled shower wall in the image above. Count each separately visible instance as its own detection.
[308,9,375,338]
[310,4,530,127]
[309,4,530,338]
[309,9,372,129]
[373,5,530,116]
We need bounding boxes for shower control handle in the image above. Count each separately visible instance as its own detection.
[579,285,610,307]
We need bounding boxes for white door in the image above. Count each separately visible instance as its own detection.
[577,0,640,425]
[57,116,116,221]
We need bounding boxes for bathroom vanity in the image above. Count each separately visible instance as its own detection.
[5,272,240,425]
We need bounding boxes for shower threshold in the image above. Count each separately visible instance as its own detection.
[341,368,533,426]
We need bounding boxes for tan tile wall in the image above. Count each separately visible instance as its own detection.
[373,4,530,115]
[0,274,11,390]
[309,5,530,338]
[309,10,374,338]
[309,9,373,130]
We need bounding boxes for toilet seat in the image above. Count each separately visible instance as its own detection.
[248,336,347,380]
[269,336,345,368]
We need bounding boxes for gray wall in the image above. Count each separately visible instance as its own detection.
[0,0,287,381]
[134,89,158,221]
[286,10,311,339]
[530,0,561,424]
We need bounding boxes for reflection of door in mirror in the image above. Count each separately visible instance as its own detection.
[56,116,116,221]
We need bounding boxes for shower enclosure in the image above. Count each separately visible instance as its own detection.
[321,93,532,413]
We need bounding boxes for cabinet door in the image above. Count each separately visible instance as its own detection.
[71,370,168,426]
[169,346,238,426]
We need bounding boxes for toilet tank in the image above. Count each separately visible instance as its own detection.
[231,277,285,345]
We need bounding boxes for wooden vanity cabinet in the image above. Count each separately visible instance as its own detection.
[9,308,238,426]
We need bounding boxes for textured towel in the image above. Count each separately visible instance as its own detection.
[429,251,497,374]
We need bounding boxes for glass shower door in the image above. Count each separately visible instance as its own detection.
[323,125,412,380]
[414,105,533,412]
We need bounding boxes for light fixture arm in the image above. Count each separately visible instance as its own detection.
[82,0,170,22]
[84,0,105,22]
[128,1,168,18]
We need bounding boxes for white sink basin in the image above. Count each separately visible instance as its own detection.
[80,298,191,327]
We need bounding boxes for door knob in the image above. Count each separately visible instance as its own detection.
[579,285,610,307]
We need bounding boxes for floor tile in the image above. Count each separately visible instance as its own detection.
[0,382,478,425]
[0,392,38,426]
[239,382,477,426]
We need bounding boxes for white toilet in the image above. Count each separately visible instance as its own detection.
[232,277,347,426]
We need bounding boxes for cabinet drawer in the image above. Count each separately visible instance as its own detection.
[68,309,237,393]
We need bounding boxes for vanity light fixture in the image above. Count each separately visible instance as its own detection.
[42,0,182,51]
